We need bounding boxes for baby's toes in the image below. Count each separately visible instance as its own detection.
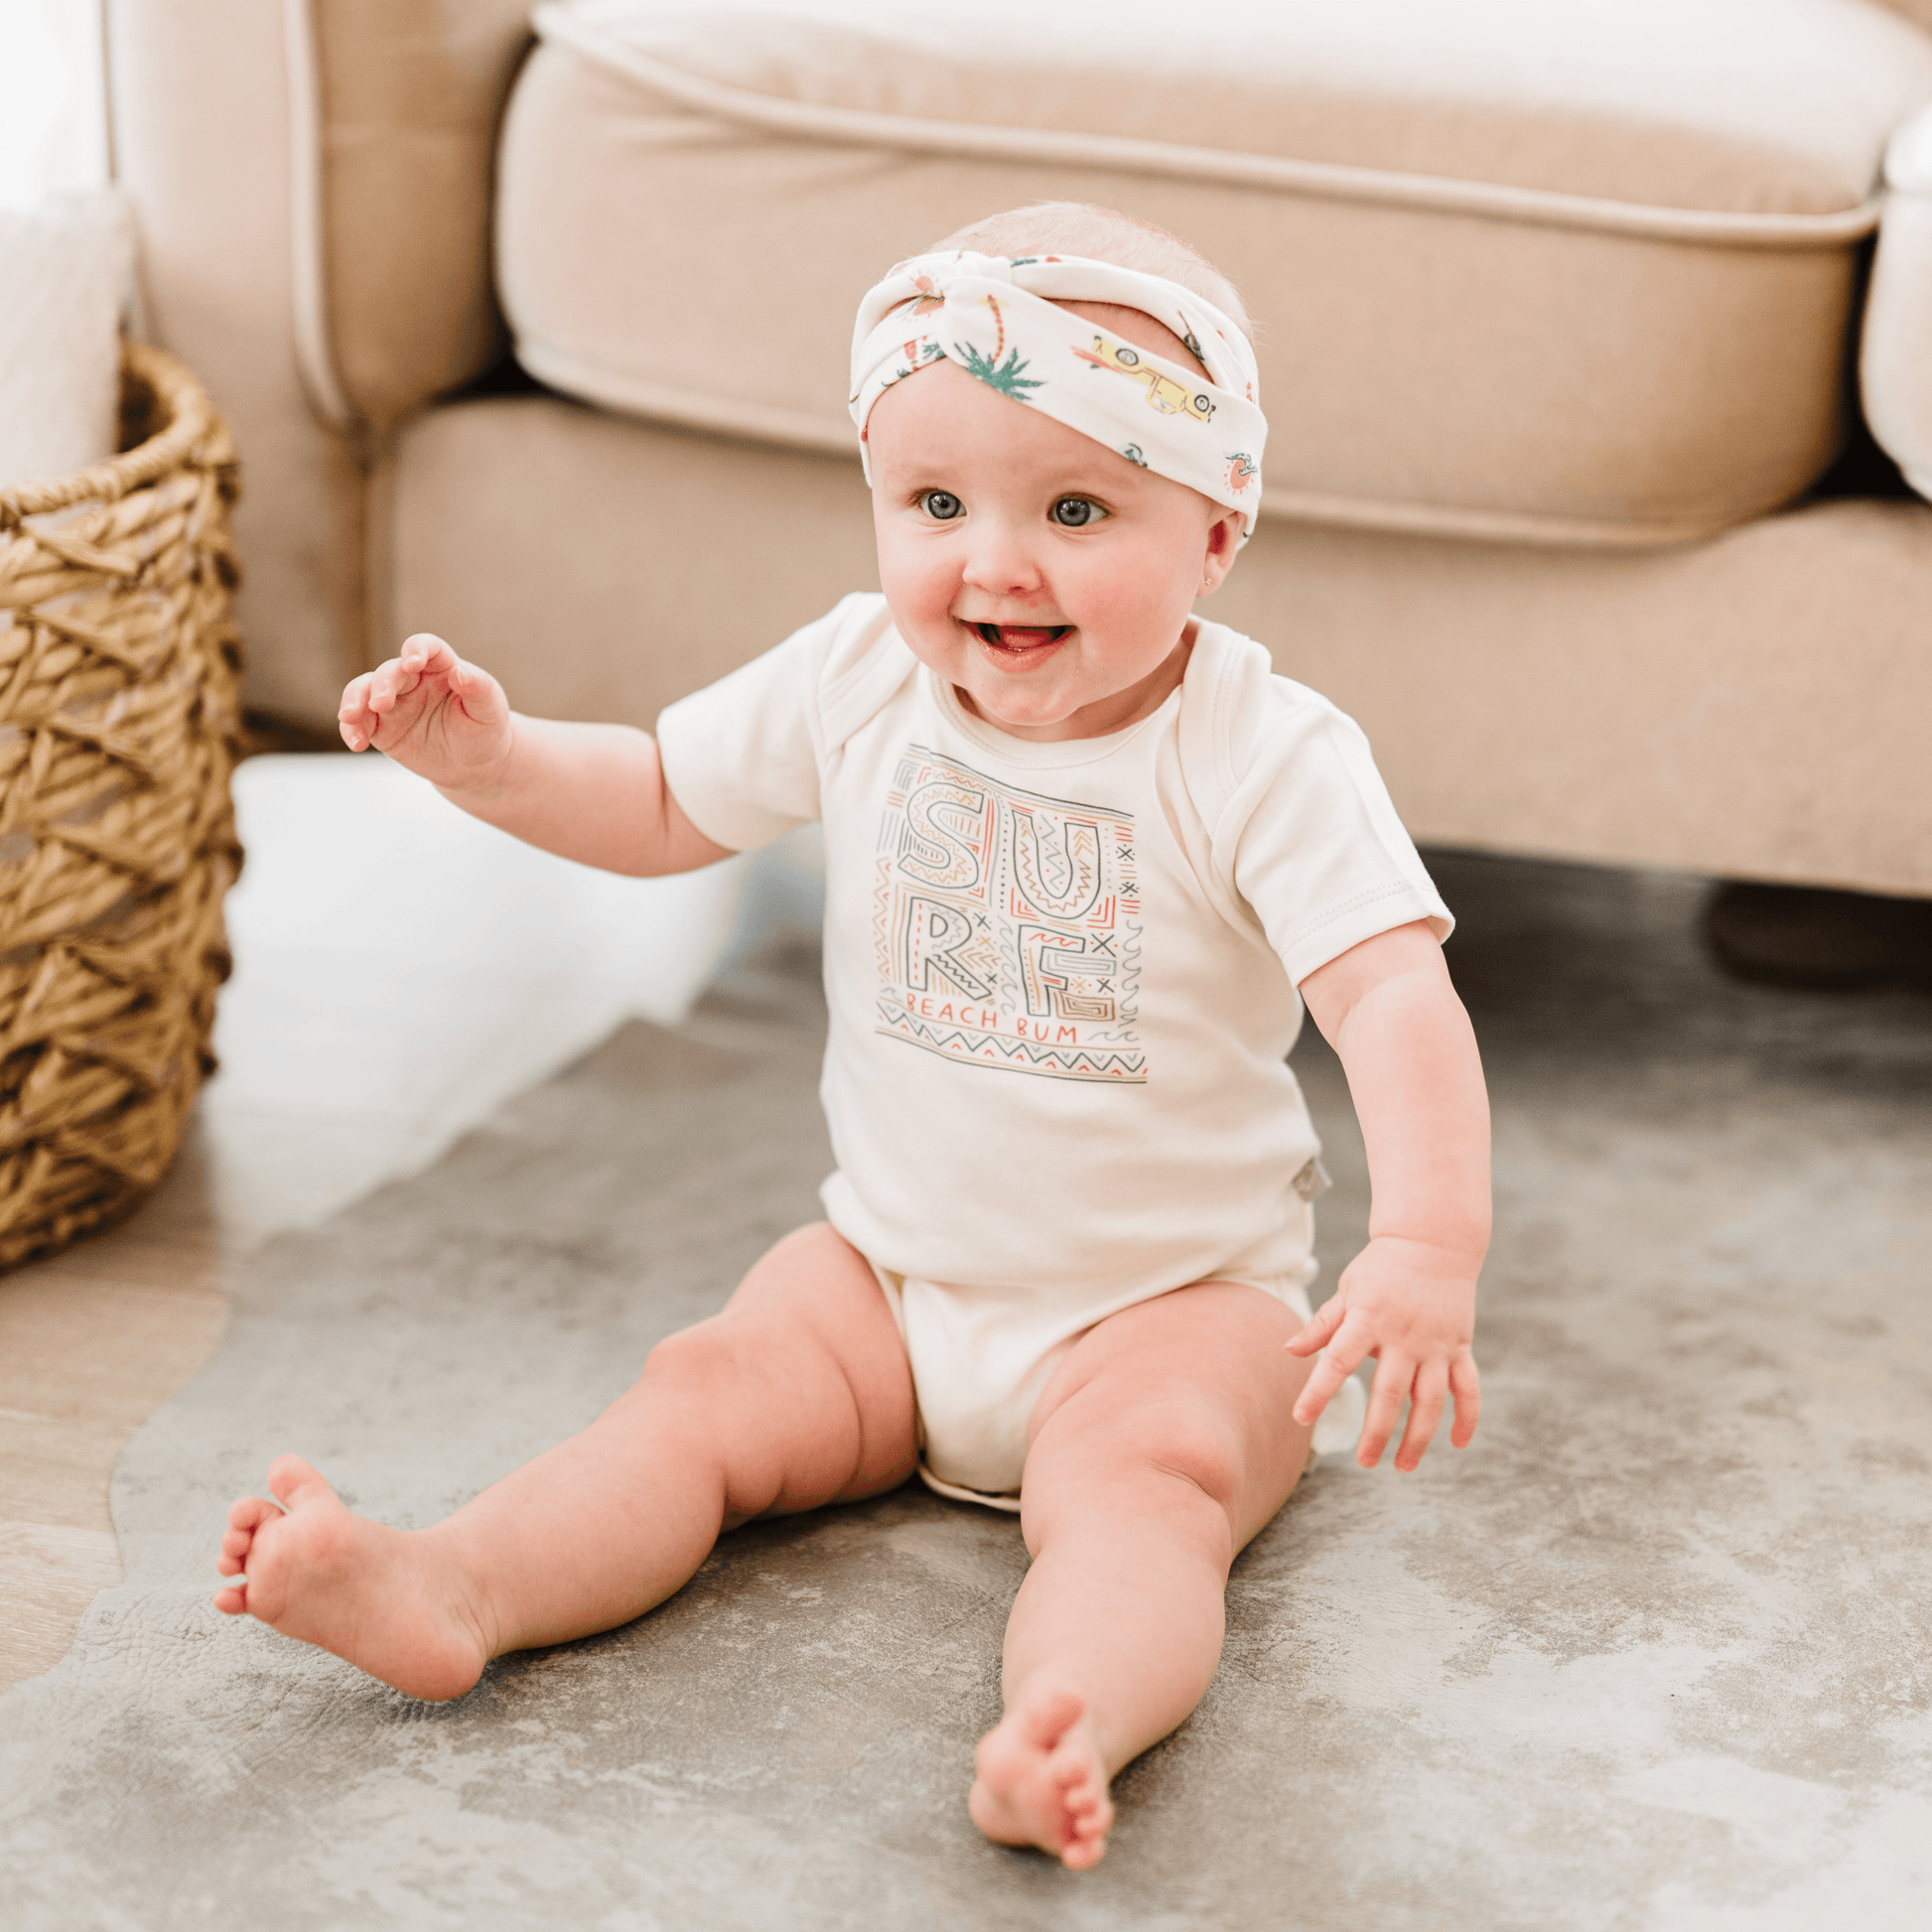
[266,1453,334,1512]
[1068,1798,1112,1847]
[227,1493,280,1533]
[1061,1824,1108,1870]
[1049,1744,1098,1798]
[217,1498,278,1578]
[211,1580,248,1616]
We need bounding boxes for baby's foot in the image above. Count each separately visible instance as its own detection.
[213,1454,489,1702]
[969,1679,1114,1869]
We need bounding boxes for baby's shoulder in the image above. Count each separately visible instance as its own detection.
[1180,621,1367,821]
[808,593,920,747]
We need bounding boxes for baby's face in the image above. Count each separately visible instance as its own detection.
[867,305,1242,743]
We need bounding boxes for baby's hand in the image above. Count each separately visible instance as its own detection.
[1285,1234,1480,1472]
[339,633,512,792]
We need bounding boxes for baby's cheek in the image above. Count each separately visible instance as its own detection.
[878,538,956,628]
[873,545,960,666]
[1063,551,1157,645]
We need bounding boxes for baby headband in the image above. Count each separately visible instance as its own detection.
[850,250,1267,535]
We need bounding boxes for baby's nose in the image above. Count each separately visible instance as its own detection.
[960,531,1046,596]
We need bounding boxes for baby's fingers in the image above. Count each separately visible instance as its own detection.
[1284,1293,1346,1358]
[368,633,459,714]
[1392,1359,1449,1473]
[1356,1352,1420,1469]
[397,630,462,682]
[443,648,508,727]
[1291,1311,1371,1429]
[1448,1351,1482,1449]
[339,672,378,751]
[367,653,422,716]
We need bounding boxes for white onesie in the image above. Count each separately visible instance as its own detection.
[657,594,1451,1507]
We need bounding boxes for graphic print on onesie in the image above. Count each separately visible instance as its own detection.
[874,746,1146,1082]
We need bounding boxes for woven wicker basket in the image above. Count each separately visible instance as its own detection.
[0,342,245,1272]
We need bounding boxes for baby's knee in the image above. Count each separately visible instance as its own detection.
[1035,1394,1246,1538]
[630,1306,894,1522]
[635,1309,842,1431]
[637,1319,751,1409]
[1129,1407,1246,1521]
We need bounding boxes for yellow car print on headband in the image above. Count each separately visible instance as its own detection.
[1072,336,1217,424]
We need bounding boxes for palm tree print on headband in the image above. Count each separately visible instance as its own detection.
[953,342,1043,399]
[951,293,1044,402]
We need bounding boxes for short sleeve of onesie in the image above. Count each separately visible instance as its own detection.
[653,605,845,850]
[1223,676,1452,987]
[652,599,858,850]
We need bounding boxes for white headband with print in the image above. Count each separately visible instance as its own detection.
[850,250,1266,535]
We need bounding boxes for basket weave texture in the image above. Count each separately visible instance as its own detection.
[0,342,244,1272]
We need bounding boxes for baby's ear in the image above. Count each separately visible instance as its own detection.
[1200,509,1245,590]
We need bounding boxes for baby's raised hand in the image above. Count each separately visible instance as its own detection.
[339,633,511,791]
[1286,1234,1480,1472]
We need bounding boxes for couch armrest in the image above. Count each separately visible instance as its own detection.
[106,1,535,727]
[298,0,534,442]
[108,0,364,725]
[1863,100,1932,502]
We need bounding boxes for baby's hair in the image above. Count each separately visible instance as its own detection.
[925,202,1254,340]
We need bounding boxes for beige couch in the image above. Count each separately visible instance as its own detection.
[107,0,1932,896]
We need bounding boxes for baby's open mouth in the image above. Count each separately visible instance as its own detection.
[971,622,1071,651]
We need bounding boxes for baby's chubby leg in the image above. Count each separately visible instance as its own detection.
[213,1226,916,1700]
[970,1281,1314,1868]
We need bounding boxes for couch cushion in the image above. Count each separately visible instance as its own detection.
[384,397,1932,893]
[497,0,1932,547]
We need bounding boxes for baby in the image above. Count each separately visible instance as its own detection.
[212,203,1487,1870]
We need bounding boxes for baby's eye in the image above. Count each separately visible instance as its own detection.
[919,489,965,521]
[1050,496,1108,528]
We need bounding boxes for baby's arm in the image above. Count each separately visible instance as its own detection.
[340,632,731,878]
[1289,920,1489,1471]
